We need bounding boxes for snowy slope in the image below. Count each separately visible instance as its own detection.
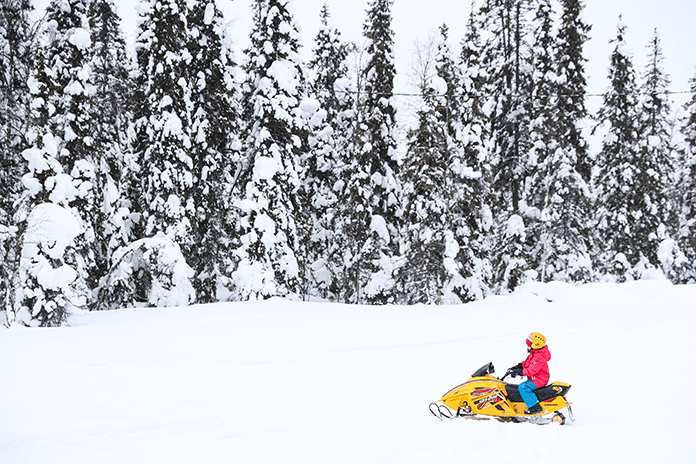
[1,280,694,464]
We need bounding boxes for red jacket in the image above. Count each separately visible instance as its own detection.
[522,345,551,388]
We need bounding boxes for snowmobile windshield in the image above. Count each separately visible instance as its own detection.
[472,362,494,377]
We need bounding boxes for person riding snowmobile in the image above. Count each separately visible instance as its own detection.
[508,332,551,414]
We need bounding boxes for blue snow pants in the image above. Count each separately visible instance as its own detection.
[519,380,539,408]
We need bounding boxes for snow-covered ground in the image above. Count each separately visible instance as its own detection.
[1,280,694,464]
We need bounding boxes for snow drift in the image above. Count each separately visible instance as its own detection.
[0,280,694,464]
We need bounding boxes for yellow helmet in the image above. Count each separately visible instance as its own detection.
[526,332,546,350]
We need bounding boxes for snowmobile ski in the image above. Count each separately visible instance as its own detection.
[429,403,454,420]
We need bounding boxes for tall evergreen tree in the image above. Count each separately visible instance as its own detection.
[398,28,452,305]
[459,3,489,163]
[636,29,677,263]
[308,5,351,127]
[397,24,489,304]
[232,0,307,300]
[122,5,151,248]
[304,4,353,300]
[477,0,534,292]
[451,14,494,302]
[676,71,696,283]
[87,0,132,302]
[16,0,96,325]
[88,0,130,147]
[525,0,593,283]
[593,18,650,281]
[342,0,401,304]
[0,0,33,307]
[636,29,681,279]
[556,0,592,183]
[186,0,241,303]
[479,0,532,216]
[131,0,195,301]
[548,0,593,282]
[524,0,557,281]
[0,0,33,211]
[637,30,672,161]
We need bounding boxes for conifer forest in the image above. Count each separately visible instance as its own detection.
[1,0,695,326]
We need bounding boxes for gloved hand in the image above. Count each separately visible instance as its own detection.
[508,365,523,378]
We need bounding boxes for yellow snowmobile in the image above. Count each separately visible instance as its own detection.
[429,362,574,425]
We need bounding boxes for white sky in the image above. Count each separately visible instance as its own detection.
[220,0,696,106]
[32,0,696,109]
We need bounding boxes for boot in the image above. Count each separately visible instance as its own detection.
[524,403,542,415]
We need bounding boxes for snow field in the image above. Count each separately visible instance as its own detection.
[0,280,694,463]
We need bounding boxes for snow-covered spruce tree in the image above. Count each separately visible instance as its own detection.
[636,29,682,279]
[96,236,194,310]
[129,0,196,306]
[0,0,34,307]
[477,0,534,293]
[556,0,592,183]
[0,0,33,174]
[438,23,491,303]
[592,18,649,281]
[122,2,153,248]
[13,203,81,326]
[524,0,593,283]
[232,0,307,300]
[14,0,101,326]
[523,0,557,282]
[185,0,241,303]
[133,0,193,242]
[492,213,530,293]
[546,0,594,282]
[676,71,696,283]
[458,3,510,297]
[459,4,489,160]
[341,0,401,304]
[308,5,351,129]
[397,24,489,304]
[397,39,451,305]
[87,0,133,302]
[303,4,353,300]
[451,16,494,302]
[88,0,131,148]
[479,0,533,216]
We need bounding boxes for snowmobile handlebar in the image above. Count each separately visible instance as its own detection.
[502,364,524,381]
[471,363,518,382]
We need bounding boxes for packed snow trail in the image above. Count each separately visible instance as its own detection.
[0,280,694,464]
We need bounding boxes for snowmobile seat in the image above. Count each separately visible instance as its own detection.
[505,382,571,403]
[535,383,572,402]
[504,383,524,403]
